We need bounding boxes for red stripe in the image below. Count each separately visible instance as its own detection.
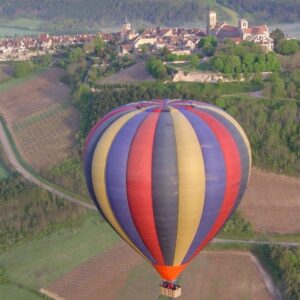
[126,109,164,265]
[186,108,241,262]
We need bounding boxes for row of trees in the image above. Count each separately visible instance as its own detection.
[270,246,300,299]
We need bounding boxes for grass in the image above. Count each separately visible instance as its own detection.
[0,18,44,30]
[0,17,45,37]
[0,284,46,300]
[0,213,119,290]
[0,162,9,179]
[0,144,11,179]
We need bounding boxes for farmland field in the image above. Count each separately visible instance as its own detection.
[98,61,154,85]
[0,214,118,291]
[43,244,273,300]
[239,168,300,233]
[0,67,80,170]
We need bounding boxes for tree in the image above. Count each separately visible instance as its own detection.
[146,57,168,80]
[287,82,297,98]
[69,47,84,62]
[276,39,299,55]
[212,57,224,72]
[269,74,286,98]
[94,36,105,56]
[14,61,34,78]
[198,36,217,56]
[270,28,285,46]
[189,54,199,70]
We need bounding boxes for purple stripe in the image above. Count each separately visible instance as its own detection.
[179,109,226,263]
[198,107,251,219]
[84,109,136,217]
[105,111,156,263]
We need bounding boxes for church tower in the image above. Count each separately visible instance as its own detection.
[122,16,131,32]
[238,19,248,30]
[207,10,217,35]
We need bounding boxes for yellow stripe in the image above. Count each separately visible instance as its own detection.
[92,110,150,262]
[194,104,252,180]
[170,108,206,265]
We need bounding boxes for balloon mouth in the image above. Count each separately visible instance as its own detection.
[154,263,188,281]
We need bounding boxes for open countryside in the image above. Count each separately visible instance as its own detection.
[0,1,299,300]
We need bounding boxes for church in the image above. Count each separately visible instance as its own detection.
[207,11,274,52]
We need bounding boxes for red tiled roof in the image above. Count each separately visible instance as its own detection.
[243,25,268,35]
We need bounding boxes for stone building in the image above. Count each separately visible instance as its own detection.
[207,10,274,51]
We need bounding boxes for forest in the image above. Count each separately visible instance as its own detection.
[0,174,87,252]
[0,0,222,27]
[217,0,300,23]
[76,82,299,177]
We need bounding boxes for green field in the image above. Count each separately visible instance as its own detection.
[0,214,119,291]
[0,18,45,37]
[0,285,45,300]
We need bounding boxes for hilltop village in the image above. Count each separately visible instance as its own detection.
[0,11,275,61]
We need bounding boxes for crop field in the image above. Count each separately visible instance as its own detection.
[0,215,119,291]
[239,168,300,233]
[0,68,70,122]
[0,67,80,170]
[42,244,273,300]
[14,103,79,169]
[98,61,154,85]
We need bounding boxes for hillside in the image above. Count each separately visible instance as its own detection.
[217,0,300,23]
[0,0,235,31]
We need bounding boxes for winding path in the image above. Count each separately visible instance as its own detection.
[0,121,96,211]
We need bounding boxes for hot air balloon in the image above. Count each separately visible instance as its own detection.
[83,99,251,298]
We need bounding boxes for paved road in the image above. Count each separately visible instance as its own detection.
[0,121,97,211]
[213,238,300,247]
[1,119,300,249]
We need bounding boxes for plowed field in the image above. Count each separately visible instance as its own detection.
[42,242,273,300]
[239,168,300,233]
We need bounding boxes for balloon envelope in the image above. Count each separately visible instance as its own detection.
[84,99,251,281]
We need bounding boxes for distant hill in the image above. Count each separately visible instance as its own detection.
[0,0,235,30]
[217,0,300,23]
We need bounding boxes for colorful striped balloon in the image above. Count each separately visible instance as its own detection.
[84,99,251,282]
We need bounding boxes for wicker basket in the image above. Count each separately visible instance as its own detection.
[160,286,182,298]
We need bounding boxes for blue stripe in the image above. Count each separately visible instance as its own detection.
[105,111,156,263]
